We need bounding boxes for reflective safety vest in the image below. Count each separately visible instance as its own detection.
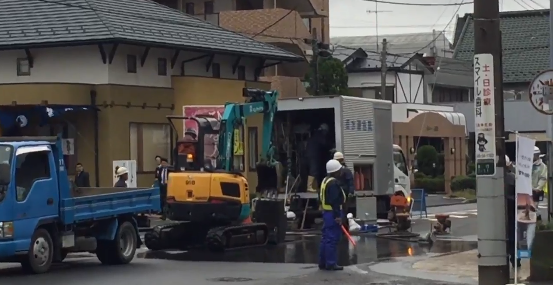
[320,177,346,211]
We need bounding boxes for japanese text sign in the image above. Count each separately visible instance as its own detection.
[473,54,496,176]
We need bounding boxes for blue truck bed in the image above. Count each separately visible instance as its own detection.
[60,187,161,224]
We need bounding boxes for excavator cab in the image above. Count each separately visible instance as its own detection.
[167,115,220,172]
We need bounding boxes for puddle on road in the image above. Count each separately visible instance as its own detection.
[140,235,477,266]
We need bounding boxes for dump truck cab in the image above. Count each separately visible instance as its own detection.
[0,138,67,242]
[0,136,160,274]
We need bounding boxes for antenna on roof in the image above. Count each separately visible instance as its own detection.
[367,9,392,52]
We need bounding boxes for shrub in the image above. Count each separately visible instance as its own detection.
[414,177,445,194]
[416,145,438,176]
[451,175,476,192]
[414,171,426,179]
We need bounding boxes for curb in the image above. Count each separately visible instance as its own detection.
[426,198,476,208]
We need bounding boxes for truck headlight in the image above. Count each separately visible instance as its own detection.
[0,222,13,238]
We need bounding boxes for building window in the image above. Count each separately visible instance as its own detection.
[130,123,172,172]
[158,58,167,76]
[127,55,137,73]
[17,58,30,76]
[237,65,246,80]
[212,63,220,78]
[204,1,214,14]
[185,2,194,14]
[302,18,311,31]
[248,127,258,171]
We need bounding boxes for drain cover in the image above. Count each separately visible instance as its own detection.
[208,277,254,282]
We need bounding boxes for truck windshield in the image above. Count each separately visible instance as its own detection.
[393,149,408,176]
[0,145,13,202]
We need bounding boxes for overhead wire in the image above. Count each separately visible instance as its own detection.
[413,0,466,150]
[361,0,472,6]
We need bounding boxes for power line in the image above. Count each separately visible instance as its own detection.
[331,24,457,29]
[361,0,472,6]
[397,0,463,55]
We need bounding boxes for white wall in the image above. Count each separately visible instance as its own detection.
[395,72,424,104]
[0,44,260,87]
[348,72,395,88]
[348,71,425,103]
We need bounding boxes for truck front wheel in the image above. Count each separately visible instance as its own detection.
[96,221,137,265]
[21,228,54,274]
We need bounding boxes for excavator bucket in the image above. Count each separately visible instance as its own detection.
[255,162,279,194]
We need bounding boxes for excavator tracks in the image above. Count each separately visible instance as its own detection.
[205,223,269,251]
[144,222,269,252]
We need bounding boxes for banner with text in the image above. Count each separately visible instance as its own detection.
[515,134,537,259]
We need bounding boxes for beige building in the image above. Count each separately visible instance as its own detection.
[0,0,301,188]
[155,0,329,98]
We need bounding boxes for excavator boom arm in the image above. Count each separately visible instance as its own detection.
[217,89,279,171]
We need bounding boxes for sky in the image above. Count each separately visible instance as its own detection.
[329,0,551,40]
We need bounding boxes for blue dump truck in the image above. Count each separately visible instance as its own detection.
[0,136,160,274]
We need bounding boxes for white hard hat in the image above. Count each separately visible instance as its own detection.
[116,167,128,176]
[326,159,342,174]
[505,155,511,167]
[534,146,545,157]
[333,151,344,160]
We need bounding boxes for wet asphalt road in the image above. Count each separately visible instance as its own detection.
[0,203,487,284]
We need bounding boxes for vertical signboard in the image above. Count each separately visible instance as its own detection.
[473,54,496,176]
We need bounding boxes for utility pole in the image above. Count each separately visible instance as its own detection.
[473,0,509,283]
[310,28,330,96]
[380,38,387,100]
[542,0,553,221]
[312,29,320,96]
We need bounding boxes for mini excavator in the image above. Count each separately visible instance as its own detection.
[144,88,280,251]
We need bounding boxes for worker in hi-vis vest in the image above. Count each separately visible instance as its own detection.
[318,159,346,271]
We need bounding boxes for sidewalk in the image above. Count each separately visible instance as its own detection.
[412,249,530,282]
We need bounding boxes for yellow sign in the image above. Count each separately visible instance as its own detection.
[233,129,244,155]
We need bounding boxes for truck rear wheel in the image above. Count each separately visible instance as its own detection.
[21,228,54,274]
[96,221,137,265]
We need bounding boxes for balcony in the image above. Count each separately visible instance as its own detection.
[260,76,309,99]
[274,0,327,17]
[218,9,311,53]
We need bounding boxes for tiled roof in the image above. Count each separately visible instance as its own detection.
[332,32,452,56]
[453,9,549,83]
[0,0,302,61]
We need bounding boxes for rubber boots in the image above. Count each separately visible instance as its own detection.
[307,176,318,193]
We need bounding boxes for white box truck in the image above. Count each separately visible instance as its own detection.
[276,96,410,224]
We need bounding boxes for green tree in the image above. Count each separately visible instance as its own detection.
[416,145,439,177]
[304,57,349,96]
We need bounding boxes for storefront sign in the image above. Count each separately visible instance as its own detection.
[344,119,373,132]
[473,54,496,176]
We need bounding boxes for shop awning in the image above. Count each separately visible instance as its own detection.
[0,105,98,130]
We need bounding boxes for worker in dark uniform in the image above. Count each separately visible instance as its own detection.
[318,159,346,271]
[156,158,170,220]
[306,124,330,193]
[333,151,354,229]
[505,155,521,269]
[114,166,128,188]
